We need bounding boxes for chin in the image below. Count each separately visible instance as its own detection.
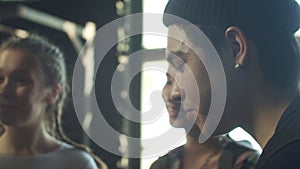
[169,118,186,128]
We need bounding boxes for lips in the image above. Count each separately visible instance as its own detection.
[0,103,15,110]
[166,105,181,118]
[168,110,179,117]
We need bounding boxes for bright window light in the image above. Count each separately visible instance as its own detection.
[142,0,168,49]
[228,127,262,153]
[140,60,186,169]
[295,0,300,36]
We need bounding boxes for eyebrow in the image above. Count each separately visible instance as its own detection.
[12,69,31,74]
[166,51,186,68]
[166,50,183,61]
[0,69,31,76]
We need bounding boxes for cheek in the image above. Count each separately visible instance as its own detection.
[180,62,212,130]
[17,87,45,122]
[15,86,42,114]
[162,86,168,100]
[182,63,211,101]
[14,88,33,115]
[16,87,34,102]
[197,70,211,108]
[0,88,39,126]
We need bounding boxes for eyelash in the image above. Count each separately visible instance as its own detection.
[167,52,186,72]
[14,78,29,85]
[173,59,185,71]
[166,78,173,85]
[0,76,30,86]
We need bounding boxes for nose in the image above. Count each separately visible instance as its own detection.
[0,77,12,97]
[170,80,185,103]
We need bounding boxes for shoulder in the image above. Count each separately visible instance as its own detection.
[221,135,259,154]
[56,143,98,169]
[0,142,98,169]
[58,143,90,159]
[220,136,260,169]
[149,146,184,169]
[261,140,300,169]
[233,149,260,169]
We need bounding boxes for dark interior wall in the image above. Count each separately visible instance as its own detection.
[0,1,122,168]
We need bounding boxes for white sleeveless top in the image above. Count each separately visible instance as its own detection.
[0,142,98,169]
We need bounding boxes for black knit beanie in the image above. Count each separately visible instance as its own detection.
[163,0,300,33]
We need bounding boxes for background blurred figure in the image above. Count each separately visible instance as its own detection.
[150,65,259,169]
[163,0,300,168]
[0,35,107,169]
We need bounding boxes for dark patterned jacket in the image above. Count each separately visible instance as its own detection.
[150,135,260,169]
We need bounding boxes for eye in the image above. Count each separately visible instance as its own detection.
[13,77,30,86]
[166,52,186,72]
[166,78,172,85]
[173,59,185,72]
[0,75,5,84]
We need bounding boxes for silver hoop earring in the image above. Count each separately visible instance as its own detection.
[234,63,244,71]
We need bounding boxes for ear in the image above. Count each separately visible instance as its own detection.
[45,84,61,105]
[225,26,249,67]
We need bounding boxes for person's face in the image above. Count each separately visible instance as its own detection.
[166,25,211,132]
[166,24,246,137]
[0,49,49,128]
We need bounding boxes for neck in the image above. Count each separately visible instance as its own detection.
[249,86,298,148]
[0,123,58,155]
[182,131,222,169]
[185,131,221,154]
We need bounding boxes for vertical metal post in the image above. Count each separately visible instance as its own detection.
[115,0,143,168]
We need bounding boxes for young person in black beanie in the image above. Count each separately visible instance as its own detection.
[150,65,259,169]
[163,0,300,168]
